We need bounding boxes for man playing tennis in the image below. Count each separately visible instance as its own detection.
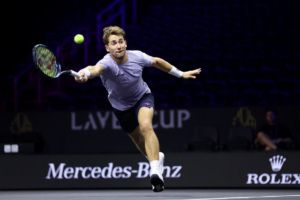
[75,26,201,192]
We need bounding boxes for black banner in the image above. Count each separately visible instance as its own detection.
[0,152,299,189]
[1,107,300,154]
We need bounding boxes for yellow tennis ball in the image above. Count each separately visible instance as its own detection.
[74,34,84,44]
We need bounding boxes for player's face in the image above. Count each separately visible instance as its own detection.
[106,35,127,59]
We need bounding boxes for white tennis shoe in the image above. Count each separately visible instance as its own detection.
[150,152,165,192]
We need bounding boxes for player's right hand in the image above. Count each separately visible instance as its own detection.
[74,69,89,83]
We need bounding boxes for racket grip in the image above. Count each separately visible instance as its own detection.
[70,70,80,78]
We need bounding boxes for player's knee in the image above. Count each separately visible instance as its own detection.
[139,121,153,134]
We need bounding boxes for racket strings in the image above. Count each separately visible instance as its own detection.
[34,46,59,78]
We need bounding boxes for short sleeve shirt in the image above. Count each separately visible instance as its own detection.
[97,50,153,111]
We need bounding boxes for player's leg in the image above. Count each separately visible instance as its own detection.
[137,107,164,192]
[137,107,159,161]
[129,127,165,179]
[128,126,146,157]
[129,126,165,170]
[114,93,164,192]
[112,98,161,162]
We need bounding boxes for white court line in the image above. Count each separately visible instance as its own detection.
[184,194,300,200]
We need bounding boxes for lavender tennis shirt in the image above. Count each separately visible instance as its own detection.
[97,50,154,111]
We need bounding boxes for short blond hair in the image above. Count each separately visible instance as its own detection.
[102,26,126,45]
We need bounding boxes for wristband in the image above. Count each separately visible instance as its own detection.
[168,66,183,78]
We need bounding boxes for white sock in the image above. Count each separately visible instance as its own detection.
[159,152,164,162]
[150,160,160,174]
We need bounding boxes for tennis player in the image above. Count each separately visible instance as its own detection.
[75,26,201,192]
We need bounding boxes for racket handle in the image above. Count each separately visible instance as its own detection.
[70,70,80,78]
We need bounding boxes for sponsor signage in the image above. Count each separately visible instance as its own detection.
[246,155,300,185]
[70,109,191,131]
[0,152,299,189]
[1,108,299,154]
[45,162,182,180]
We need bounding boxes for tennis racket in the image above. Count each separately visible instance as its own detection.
[32,44,80,78]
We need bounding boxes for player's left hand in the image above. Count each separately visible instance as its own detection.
[182,68,201,79]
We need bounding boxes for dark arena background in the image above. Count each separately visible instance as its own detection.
[1,0,300,199]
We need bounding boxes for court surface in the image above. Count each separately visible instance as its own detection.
[1,189,300,200]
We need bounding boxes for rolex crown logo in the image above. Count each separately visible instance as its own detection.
[269,155,286,172]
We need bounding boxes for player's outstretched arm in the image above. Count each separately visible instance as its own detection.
[152,57,201,79]
[75,63,105,83]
